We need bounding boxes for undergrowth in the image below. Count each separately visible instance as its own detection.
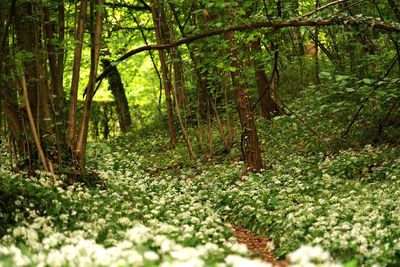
[0,74,399,266]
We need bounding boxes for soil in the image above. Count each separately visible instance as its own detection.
[232,226,289,267]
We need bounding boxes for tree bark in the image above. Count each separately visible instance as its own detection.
[169,4,232,151]
[0,1,23,154]
[75,0,104,172]
[314,0,320,84]
[102,59,131,133]
[226,31,263,172]
[151,0,177,147]
[67,0,87,149]
[173,52,188,111]
[251,39,279,118]
[20,74,49,172]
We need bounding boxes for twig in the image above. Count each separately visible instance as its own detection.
[275,93,356,148]
[342,55,399,137]
[20,74,50,173]
[302,0,345,18]
[376,97,399,139]
[129,11,163,112]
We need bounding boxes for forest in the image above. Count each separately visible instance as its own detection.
[0,0,399,266]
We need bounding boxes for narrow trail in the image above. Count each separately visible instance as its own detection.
[232,226,288,267]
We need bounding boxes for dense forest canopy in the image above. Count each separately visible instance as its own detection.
[0,0,400,266]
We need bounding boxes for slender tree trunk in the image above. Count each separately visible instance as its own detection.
[0,59,23,154]
[0,3,23,154]
[14,1,56,171]
[173,52,188,111]
[67,0,87,149]
[171,66,196,160]
[20,74,49,172]
[151,0,177,147]
[168,26,196,160]
[14,2,39,126]
[223,78,235,146]
[226,31,263,172]
[75,0,104,172]
[208,91,230,150]
[56,0,66,110]
[314,0,320,84]
[293,0,304,56]
[251,39,279,118]
[43,3,66,114]
[169,4,233,151]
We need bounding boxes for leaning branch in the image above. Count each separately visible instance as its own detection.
[301,0,346,18]
[92,16,400,92]
[104,2,150,11]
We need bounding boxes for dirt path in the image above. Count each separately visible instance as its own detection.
[232,226,288,267]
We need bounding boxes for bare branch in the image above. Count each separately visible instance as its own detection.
[93,16,400,93]
[104,2,150,11]
[302,0,346,18]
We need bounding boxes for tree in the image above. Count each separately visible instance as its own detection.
[102,59,131,133]
[226,31,264,172]
[75,0,105,172]
[151,0,177,147]
[0,0,105,174]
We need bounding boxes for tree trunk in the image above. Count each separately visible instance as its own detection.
[251,39,279,118]
[75,0,104,172]
[0,1,22,153]
[226,31,263,172]
[102,59,131,133]
[173,52,188,111]
[169,4,233,151]
[151,0,177,147]
[13,1,56,171]
[67,0,87,149]
[314,0,320,84]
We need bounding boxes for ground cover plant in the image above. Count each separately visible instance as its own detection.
[0,139,341,267]
[1,77,399,266]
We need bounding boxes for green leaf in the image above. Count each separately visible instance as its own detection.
[344,259,358,267]
[216,62,224,69]
[228,66,237,72]
[320,71,331,77]
[238,9,246,16]
[362,78,373,84]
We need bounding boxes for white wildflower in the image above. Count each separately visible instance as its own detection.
[144,251,160,261]
[126,225,150,245]
[226,255,272,267]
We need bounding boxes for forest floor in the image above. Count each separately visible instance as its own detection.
[0,134,341,267]
[1,80,400,266]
